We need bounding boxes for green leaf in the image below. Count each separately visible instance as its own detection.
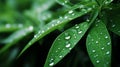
[44,21,89,67]
[108,15,120,36]
[0,24,23,32]
[86,20,111,67]
[106,4,120,36]
[0,26,34,54]
[18,2,96,57]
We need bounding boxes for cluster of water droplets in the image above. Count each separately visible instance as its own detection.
[49,58,54,66]
[5,23,24,29]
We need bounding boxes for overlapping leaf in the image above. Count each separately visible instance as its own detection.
[86,20,111,67]
[106,4,120,36]
[18,2,97,57]
[44,21,89,67]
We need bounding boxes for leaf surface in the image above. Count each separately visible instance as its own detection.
[86,20,111,67]
[44,21,89,67]
[18,2,96,57]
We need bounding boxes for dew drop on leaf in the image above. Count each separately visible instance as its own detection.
[78,31,82,34]
[68,10,73,14]
[6,24,11,28]
[107,42,111,45]
[96,41,99,44]
[112,24,116,27]
[96,60,100,63]
[106,51,110,55]
[59,55,63,58]
[92,50,96,53]
[105,36,108,39]
[65,36,71,40]
[65,43,71,48]
[49,62,54,66]
[101,47,104,50]
[75,24,79,29]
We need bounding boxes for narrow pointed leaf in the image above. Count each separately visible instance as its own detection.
[0,24,23,32]
[44,21,89,67]
[18,2,96,57]
[0,26,34,54]
[86,20,111,67]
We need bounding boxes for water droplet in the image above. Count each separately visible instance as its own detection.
[112,24,115,27]
[34,35,37,38]
[28,26,33,31]
[96,41,99,44]
[64,16,68,19]
[100,32,103,34]
[47,27,50,30]
[79,5,84,8]
[68,10,73,14]
[49,62,54,66]
[65,1,68,3]
[75,24,79,29]
[41,30,44,33]
[66,43,71,48]
[58,48,60,50]
[86,19,90,22]
[73,34,77,38]
[92,50,96,53]
[55,50,58,52]
[59,16,63,19]
[101,47,104,50]
[87,8,92,11]
[59,55,63,58]
[109,8,112,10]
[78,31,82,34]
[95,24,98,26]
[57,21,60,24]
[105,36,108,39]
[6,24,11,28]
[92,5,96,8]
[72,13,75,16]
[96,60,100,63]
[94,54,98,58]
[106,51,110,55]
[69,48,72,50]
[65,36,71,40]
[58,38,60,40]
[107,42,111,45]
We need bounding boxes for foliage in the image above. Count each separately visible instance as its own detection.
[0,0,120,67]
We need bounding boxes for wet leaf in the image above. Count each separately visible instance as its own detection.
[86,20,111,67]
[44,21,89,67]
[18,2,96,57]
